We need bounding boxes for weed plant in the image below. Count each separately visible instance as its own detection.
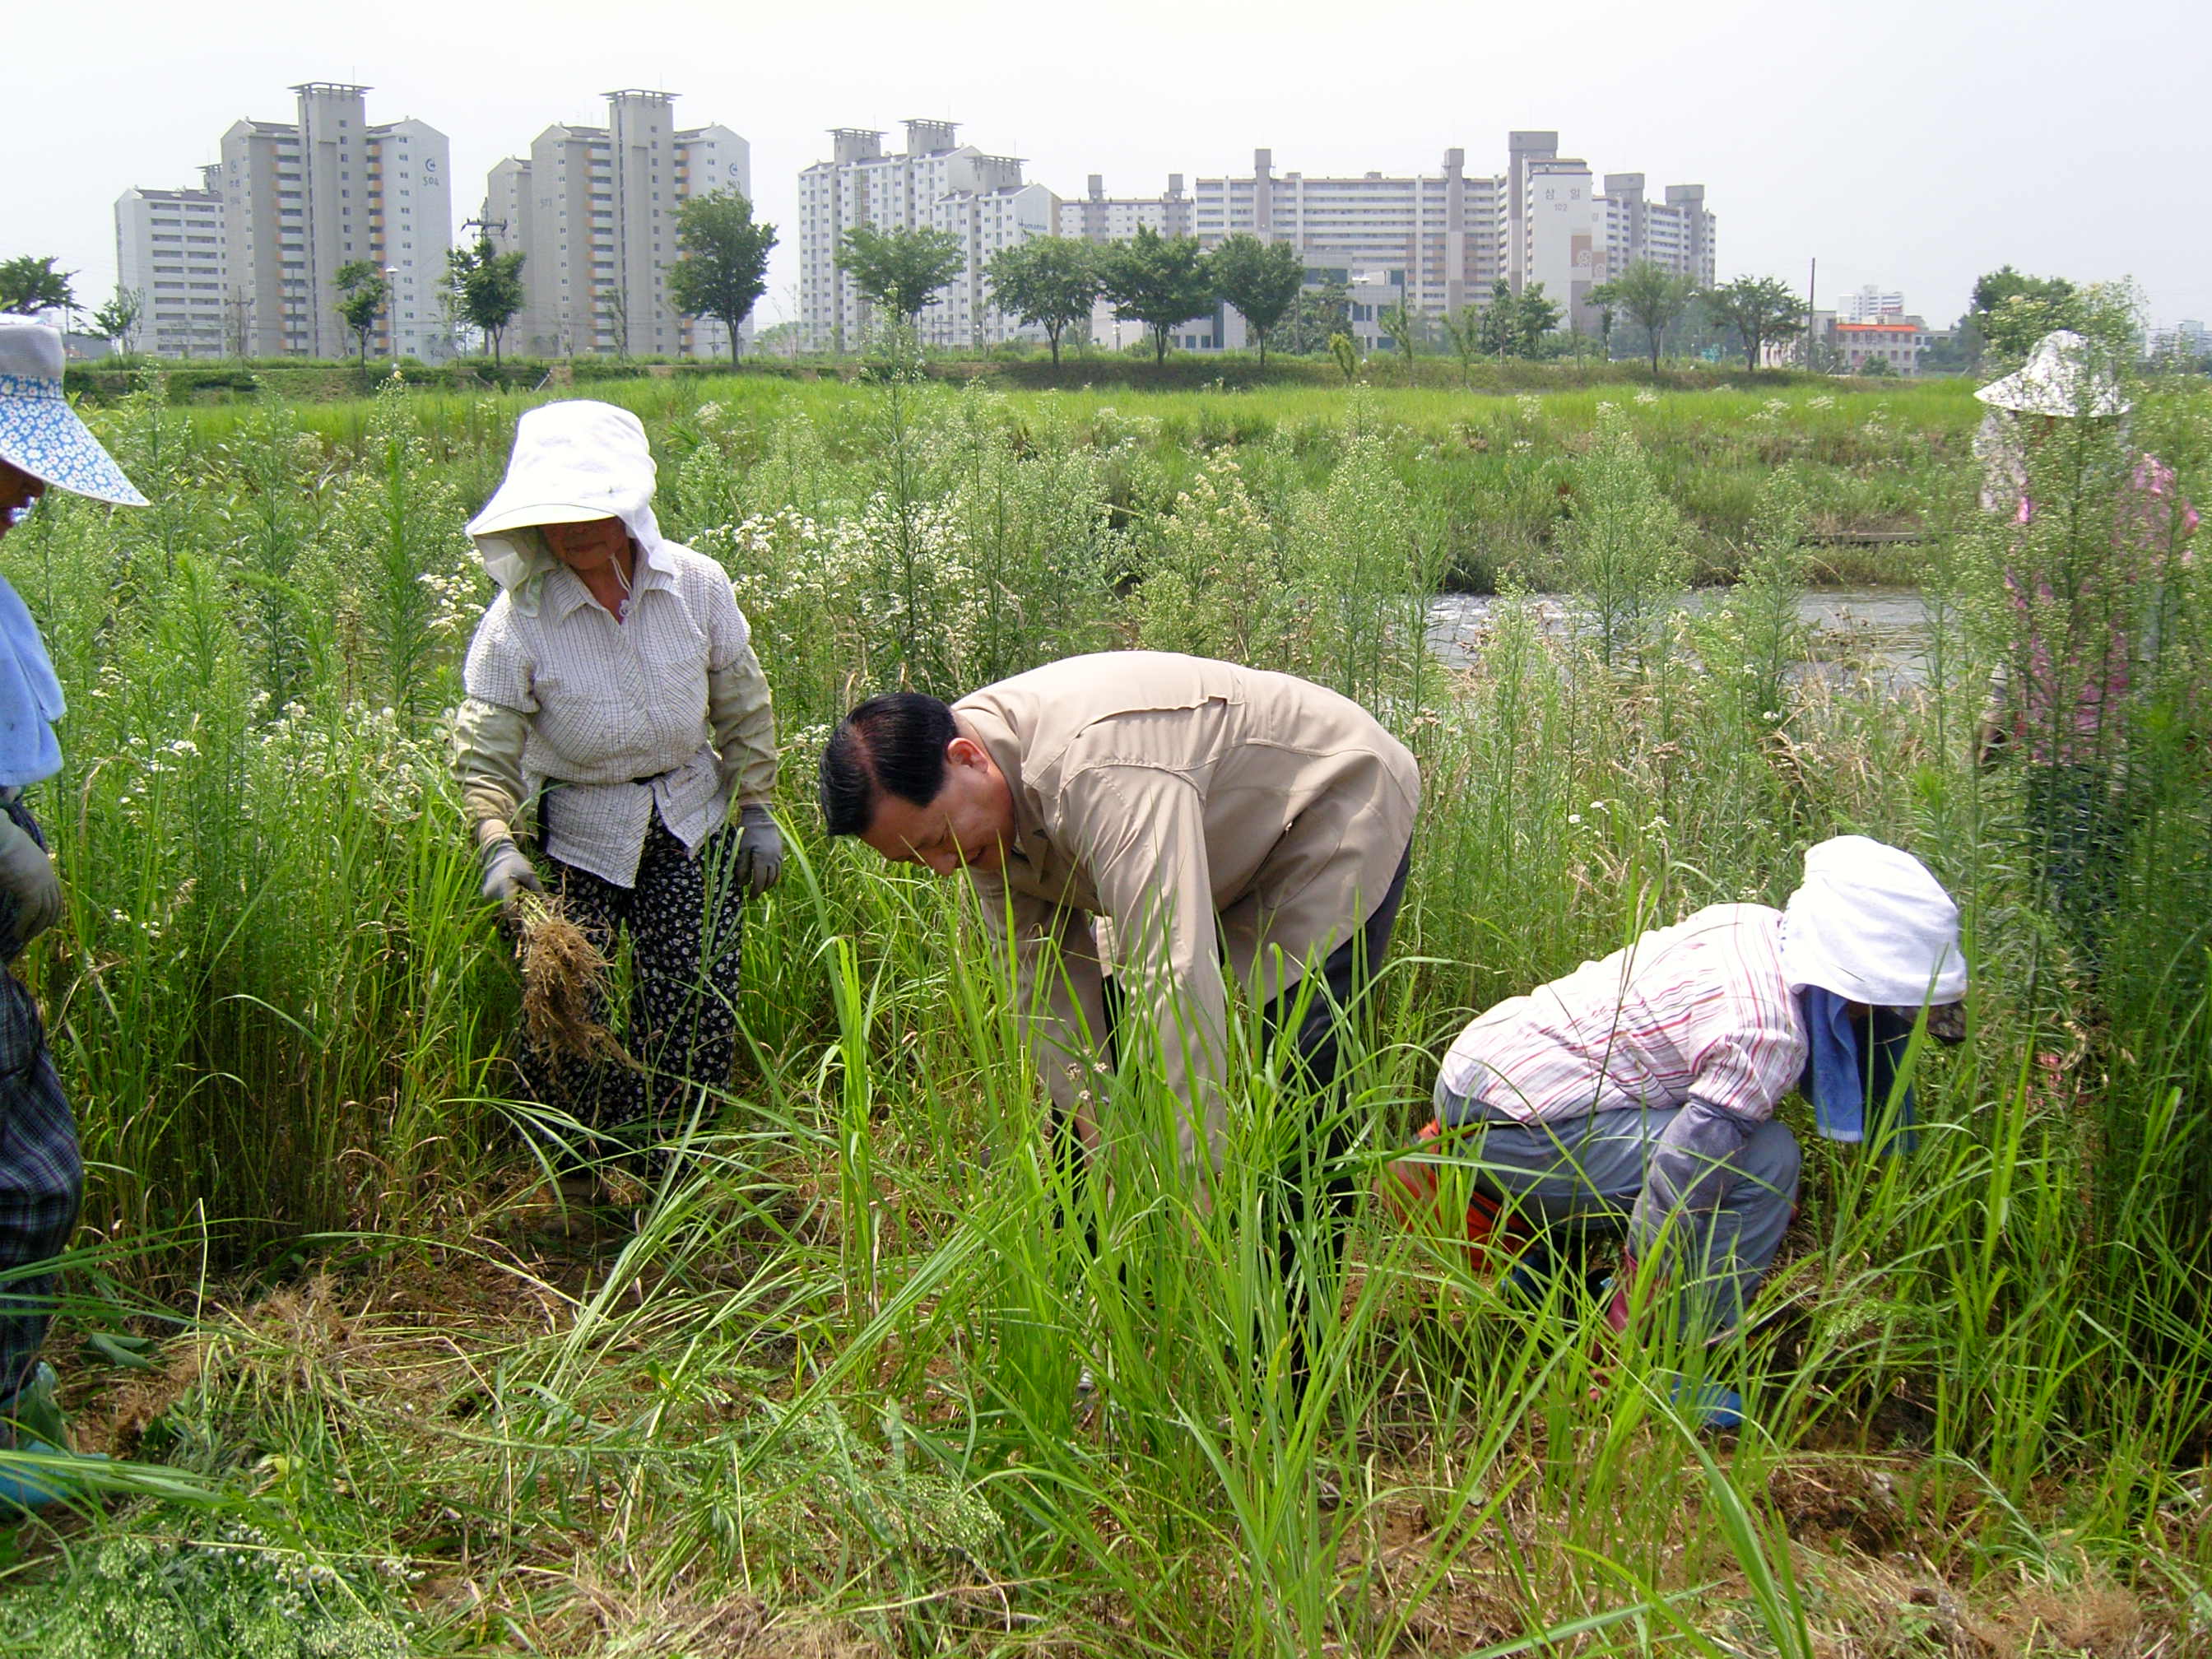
[0,370,2205,1655]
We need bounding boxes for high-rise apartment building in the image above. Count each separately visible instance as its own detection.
[215,84,451,360]
[1192,148,1498,322]
[1503,140,1715,330]
[1519,151,1600,328]
[483,90,750,360]
[797,120,1057,351]
[1058,175,1192,243]
[1598,175,1716,291]
[1168,135,1710,348]
[1841,285,1906,322]
[114,166,228,357]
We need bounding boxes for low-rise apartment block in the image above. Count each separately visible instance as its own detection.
[1783,312,1930,374]
[797,120,1057,351]
[1833,319,1924,374]
[483,90,750,360]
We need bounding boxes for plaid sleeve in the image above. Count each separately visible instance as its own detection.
[462,593,537,714]
[1675,931,1805,1122]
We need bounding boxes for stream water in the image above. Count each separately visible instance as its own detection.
[1427,588,1933,688]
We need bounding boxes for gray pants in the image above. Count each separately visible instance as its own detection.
[1431,1082,1801,1335]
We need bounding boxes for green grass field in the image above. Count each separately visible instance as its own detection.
[0,368,2205,1656]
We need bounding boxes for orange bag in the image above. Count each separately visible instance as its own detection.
[1378,1119,1541,1275]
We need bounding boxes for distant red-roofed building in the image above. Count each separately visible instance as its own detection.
[1833,319,1924,374]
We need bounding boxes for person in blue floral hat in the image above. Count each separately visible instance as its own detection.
[0,318,146,1507]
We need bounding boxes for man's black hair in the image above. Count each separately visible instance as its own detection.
[819,692,959,837]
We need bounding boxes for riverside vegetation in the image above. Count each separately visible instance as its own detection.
[0,364,2205,1657]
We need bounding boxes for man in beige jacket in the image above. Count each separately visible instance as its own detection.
[820,651,1419,1252]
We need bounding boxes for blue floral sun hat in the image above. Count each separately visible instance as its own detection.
[0,320,147,507]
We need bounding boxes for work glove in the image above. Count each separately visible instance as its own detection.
[0,811,61,961]
[732,805,783,898]
[479,834,543,908]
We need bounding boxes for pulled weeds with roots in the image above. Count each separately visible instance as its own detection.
[512,890,625,1064]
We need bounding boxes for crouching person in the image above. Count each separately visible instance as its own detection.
[1389,836,1967,1423]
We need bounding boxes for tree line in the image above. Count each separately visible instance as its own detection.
[833,225,1819,375]
[15,221,2186,379]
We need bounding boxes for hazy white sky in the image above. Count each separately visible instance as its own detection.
[11,0,2208,332]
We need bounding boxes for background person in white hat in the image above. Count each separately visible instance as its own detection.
[0,318,146,1504]
[452,401,781,1206]
[1387,836,1967,1428]
[1971,330,2197,964]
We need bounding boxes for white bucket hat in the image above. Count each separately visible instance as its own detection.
[0,320,148,507]
[1781,835,1967,1007]
[466,401,660,597]
[1974,329,2130,419]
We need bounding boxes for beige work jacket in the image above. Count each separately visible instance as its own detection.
[956,652,1420,1171]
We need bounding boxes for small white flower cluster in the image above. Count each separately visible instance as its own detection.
[704,490,991,685]
[1633,388,1661,407]
[417,564,487,639]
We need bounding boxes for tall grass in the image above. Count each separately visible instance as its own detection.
[1,368,2207,1654]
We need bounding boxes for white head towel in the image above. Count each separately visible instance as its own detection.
[1781,835,1968,1007]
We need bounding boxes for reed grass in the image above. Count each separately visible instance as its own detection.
[0,369,2205,1655]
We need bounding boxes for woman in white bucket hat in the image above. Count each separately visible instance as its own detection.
[0,319,146,1506]
[452,401,781,1213]
[1972,330,2196,964]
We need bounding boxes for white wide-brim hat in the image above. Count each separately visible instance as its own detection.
[1974,328,2130,419]
[1781,835,1968,1007]
[0,319,148,507]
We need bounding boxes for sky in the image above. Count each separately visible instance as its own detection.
[10,0,2209,333]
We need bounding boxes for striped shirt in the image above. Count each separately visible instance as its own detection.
[1437,904,1807,1126]
[462,539,771,887]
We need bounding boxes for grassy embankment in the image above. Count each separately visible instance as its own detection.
[0,370,2203,1655]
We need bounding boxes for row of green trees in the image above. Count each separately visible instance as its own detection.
[826,225,1824,376]
[826,224,1306,367]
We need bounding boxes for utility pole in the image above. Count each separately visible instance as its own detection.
[1805,257,1818,370]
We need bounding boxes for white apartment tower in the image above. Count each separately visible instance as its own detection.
[211,83,452,360]
[1143,133,1711,352]
[114,165,228,357]
[1505,134,1714,328]
[1058,175,1192,243]
[1192,148,1499,321]
[485,91,750,359]
[797,120,1057,352]
[1599,174,1716,290]
[1842,284,1907,322]
[1518,151,1600,329]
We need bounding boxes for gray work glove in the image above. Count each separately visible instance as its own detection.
[479,835,543,908]
[0,812,60,961]
[732,805,783,898]
[1633,1097,1756,1243]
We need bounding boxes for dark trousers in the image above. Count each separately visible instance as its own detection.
[520,816,745,1165]
[1067,840,1413,1387]
[0,802,81,1424]
[1266,841,1413,1382]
